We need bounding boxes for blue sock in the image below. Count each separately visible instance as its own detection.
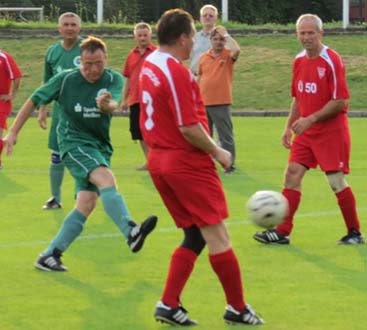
[43,209,87,255]
[100,186,132,238]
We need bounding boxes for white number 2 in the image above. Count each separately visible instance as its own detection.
[142,90,154,130]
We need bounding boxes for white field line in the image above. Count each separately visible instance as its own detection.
[1,207,367,249]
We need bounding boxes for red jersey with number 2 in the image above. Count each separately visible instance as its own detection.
[291,45,350,134]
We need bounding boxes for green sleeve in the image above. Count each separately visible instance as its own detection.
[110,71,124,104]
[31,71,63,107]
[43,47,53,83]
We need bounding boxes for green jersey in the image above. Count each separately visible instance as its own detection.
[44,38,82,82]
[44,38,83,150]
[31,68,123,157]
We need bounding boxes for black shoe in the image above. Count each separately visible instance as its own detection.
[337,229,365,245]
[253,229,290,245]
[42,197,62,210]
[154,301,198,326]
[35,248,68,272]
[224,165,235,175]
[224,304,264,325]
[127,215,158,253]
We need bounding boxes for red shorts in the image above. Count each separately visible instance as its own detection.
[0,101,11,129]
[0,112,10,129]
[148,149,228,228]
[290,127,350,174]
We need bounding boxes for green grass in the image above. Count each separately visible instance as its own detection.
[3,34,367,111]
[1,117,366,330]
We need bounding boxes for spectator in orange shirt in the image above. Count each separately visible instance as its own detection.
[121,22,157,170]
[198,26,240,174]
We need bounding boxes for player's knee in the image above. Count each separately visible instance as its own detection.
[181,226,206,256]
[326,172,348,193]
[51,151,62,165]
[284,164,305,189]
[76,192,98,215]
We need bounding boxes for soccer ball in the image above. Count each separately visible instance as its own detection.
[247,190,289,229]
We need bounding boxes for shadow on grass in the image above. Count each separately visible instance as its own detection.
[288,245,367,293]
[0,172,28,197]
[50,268,157,330]
[219,166,283,196]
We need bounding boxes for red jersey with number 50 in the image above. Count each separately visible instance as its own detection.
[292,45,349,133]
[0,50,22,113]
[139,50,209,151]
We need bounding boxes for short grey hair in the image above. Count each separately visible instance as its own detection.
[134,22,152,35]
[59,12,81,26]
[296,14,323,32]
[200,4,218,17]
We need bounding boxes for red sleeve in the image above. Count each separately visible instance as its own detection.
[122,51,133,78]
[328,50,349,100]
[166,58,200,127]
[291,59,298,98]
[6,52,22,79]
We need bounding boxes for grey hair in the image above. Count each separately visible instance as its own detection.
[59,12,81,26]
[200,4,218,17]
[134,22,152,35]
[296,14,323,31]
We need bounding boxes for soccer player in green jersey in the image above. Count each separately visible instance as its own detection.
[38,12,83,210]
[4,36,157,272]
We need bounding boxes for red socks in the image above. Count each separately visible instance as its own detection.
[161,247,247,312]
[275,187,360,235]
[161,247,197,308]
[276,188,301,236]
[209,248,245,311]
[0,139,3,161]
[336,187,361,232]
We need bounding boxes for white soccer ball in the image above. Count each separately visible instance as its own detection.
[247,190,289,229]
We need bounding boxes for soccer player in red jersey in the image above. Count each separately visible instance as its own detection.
[253,14,364,245]
[0,50,22,169]
[121,22,157,170]
[139,8,264,326]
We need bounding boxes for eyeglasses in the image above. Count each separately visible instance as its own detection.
[202,14,215,18]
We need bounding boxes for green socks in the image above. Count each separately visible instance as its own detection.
[100,186,132,238]
[43,209,87,255]
[50,163,65,203]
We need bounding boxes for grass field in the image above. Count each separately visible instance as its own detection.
[1,117,366,330]
[4,33,367,111]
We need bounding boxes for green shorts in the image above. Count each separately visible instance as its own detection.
[62,145,111,194]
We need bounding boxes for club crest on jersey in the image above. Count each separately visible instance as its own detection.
[317,67,326,79]
[97,88,108,97]
[73,56,81,67]
[74,103,82,112]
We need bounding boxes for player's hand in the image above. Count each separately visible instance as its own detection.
[38,108,47,129]
[215,26,228,38]
[291,116,314,135]
[0,94,11,102]
[282,128,293,149]
[121,101,128,112]
[96,92,113,113]
[212,146,232,170]
[3,131,17,156]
